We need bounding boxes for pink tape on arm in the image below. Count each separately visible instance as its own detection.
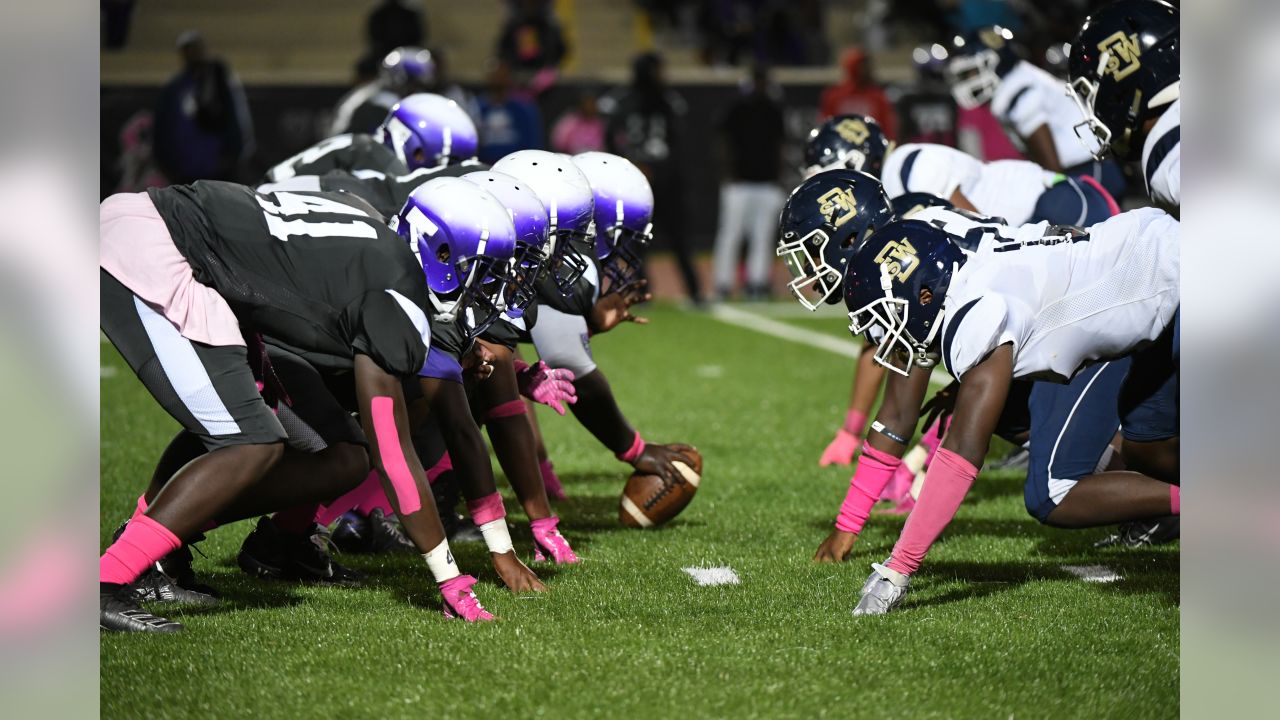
[836,445,903,533]
[370,395,421,515]
[616,431,646,463]
[465,492,507,525]
[486,399,528,420]
[886,448,978,576]
[1170,485,1180,515]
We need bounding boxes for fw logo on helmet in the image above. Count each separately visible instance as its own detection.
[818,187,859,227]
[874,238,920,282]
[834,118,870,145]
[1099,31,1142,81]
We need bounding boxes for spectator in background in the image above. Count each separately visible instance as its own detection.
[551,89,605,155]
[431,48,483,126]
[602,52,704,305]
[367,0,426,61]
[114,111,166,193]
[819,48,897,139]
[153,31,254,184]
[711,64,785,301]
[477,61,543,165]
[497,0,568,73]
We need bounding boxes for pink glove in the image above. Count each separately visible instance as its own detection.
[515,360,578,415]
[819,428,862,467]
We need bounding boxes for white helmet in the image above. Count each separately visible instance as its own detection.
[571,151,654,288]
[492,150,596,294]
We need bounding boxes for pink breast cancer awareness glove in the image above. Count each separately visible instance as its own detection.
[515,360,578,416]
[819,429,862,467]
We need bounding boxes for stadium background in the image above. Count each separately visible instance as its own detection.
[99,0,1105,299]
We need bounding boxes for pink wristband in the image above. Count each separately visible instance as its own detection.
[616,431,646,464]
[465,492,507,526]
[835,445,902,534]
[513,358,531,373]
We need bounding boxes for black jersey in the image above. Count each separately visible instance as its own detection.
[292,160,492,219]
[148,181,433,378]
[535,236,601,317]
[263,134,408,183]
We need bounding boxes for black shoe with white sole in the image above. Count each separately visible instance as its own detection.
[1095,515,1180,548]
[237,517,365,586]
[100,582,183,633]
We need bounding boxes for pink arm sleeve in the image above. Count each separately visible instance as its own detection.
[885,448,978,576]
[370,395,421,515]
[836,445,903,534]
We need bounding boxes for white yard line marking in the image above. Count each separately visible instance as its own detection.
[1061,564,1123,583]
[682,565,741,586]
[706,304,952,384]
[714,301,848,319]
[100,366,117,378]
[694,364,724,378]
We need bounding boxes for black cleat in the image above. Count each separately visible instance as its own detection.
[367,508,417,553]
[100,583,183,633]
[112,520,221,599]
[238,517,365,586]
[131,567,219,606]
[1095,515,1180,548]
[329,511,372,553]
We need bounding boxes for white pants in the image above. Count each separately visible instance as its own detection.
[530,306,596,377]
[712,182,786,294]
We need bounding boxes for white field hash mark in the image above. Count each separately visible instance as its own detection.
[1061,564,1123,583]
[683,566,741,586]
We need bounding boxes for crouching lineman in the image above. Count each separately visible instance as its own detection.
[837,209,1177,615]
[99,177,522,631]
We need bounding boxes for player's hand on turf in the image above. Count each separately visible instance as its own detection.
[492,550,547,593]
[632,443,699,485]
[463,342,498,380]
[515,360,578,415]
[813,529,858,563]
[589,280,651,334]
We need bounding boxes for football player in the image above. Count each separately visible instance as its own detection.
[265,93,477,183]
[1067,0,1179,213]
[495,150,700,499]
[805,114,1119,230]
[330,47,437,136]
[944,26,1126,199]
[838,211,1177,615]
[99,178,522,630]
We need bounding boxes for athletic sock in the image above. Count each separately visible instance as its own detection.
[1170,485,1180,515]
[843,409,868,436]
[100,515,182,585]
[885,448,977,576]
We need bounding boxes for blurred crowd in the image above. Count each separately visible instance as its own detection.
[105,0,1120,303]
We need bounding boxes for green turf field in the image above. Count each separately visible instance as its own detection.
[100,303,1178,719]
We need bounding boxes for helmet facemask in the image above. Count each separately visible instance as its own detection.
[1066,60,1116,161]
[502,238,550,319]
[600,222,651,291]
[946,50,1001,109]
[847,264,944,376]
[430,251,513,342]
[778,228,844,311]
[546,218,592,295]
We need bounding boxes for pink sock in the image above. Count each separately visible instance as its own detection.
[272,504,320,535]
[466,493,507,525]
[315,470,382,526]
[100,514,182,585]
[886,448,977,576]
[540,459,565,498]
[1170,485,1180,515]
[920,416,949,467]
[843,409,868,436]
[426,452,453,486]
[836,445,902,534]
[131,494,148,521]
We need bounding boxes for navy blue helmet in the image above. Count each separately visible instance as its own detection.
[945,26,1020,109]
[1067,0,1179,161]
[802,115,893,179]
[845,220,968,375]
[777,169,895,310]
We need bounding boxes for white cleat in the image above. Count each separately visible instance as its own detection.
[853,563,910,616]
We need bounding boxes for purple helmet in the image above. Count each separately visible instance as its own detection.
[462,170,551,318]
[571,151,654,289]
[391,177,518,340]
[380,47,436,89]
[491,150,595,296]
[376,93,478,171]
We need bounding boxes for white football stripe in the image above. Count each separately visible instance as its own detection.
[620,496,653,527]
[683,566,740,586]
[672,461,700,488]
[1062,564,1123,584]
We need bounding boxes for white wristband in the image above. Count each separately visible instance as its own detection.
[478,519,514,554]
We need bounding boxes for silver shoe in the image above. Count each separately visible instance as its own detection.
[853,563,910,616]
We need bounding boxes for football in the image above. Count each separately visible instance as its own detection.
[619,447,703,528]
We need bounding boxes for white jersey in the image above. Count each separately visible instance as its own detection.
[939,208,1179,383]
[991,61,1101,168]
[883,143,1055,226]
[899,204,1054,251]
[1141,99,1180,210]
